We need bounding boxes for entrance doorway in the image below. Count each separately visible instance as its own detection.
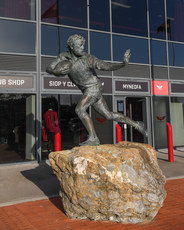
[114,97,151,144]
[0,94,36,164]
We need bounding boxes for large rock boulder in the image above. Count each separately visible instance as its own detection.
[49,142,166,224]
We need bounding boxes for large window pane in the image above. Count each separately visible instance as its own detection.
[0,94,36,164]
[42,25,59,56]
[151,40,167,65]
[90,32,111,60]
[171,97,184,147]
[41,0,87,28]
[0,0,36,20]
[41,26,88,56]
[149,0,166,39]
[168,42,184,67]
[113,35,148,64]
[89,0,110,31]
[112,0,147,37]
[0,20,36,54]
[166,0,184,42]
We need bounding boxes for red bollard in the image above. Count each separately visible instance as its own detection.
[116,124,122,143]
[55,132,61,151]
[167,122,174,162]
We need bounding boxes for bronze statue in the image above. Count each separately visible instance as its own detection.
[46,34,148,146]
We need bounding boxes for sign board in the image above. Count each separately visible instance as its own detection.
[44,76,112,94]
[115,80,149,93]
[152,80,169,96]
[0,76,33,89]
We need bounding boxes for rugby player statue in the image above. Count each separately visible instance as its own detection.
[46,34,148,146]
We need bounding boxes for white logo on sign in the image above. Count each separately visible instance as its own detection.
[156,85,163,90]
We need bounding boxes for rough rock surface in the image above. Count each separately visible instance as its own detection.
[49,142,166,224]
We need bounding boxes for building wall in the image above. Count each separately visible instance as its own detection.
[0,0,184,163]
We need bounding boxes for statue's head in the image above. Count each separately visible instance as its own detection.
[67,34,85,56]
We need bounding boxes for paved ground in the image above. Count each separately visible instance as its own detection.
[0,148,184,229]
[156,147,184,179]
[0,178,184,230]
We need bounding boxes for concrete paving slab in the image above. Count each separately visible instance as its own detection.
[0,162,59,207]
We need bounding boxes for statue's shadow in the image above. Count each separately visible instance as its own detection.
[21,162,65,213]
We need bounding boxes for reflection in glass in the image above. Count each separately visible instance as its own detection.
[89,0,110,31]
[171,97,184,147]
[41,25,58,56]
[151,40,167,65]
[41,0,87,28]
[90,32,111,60]
[168,42,184,67]
[112,0,147,37]
[0,94,36,164]
[0,20,36,54]
[166,0,184,42]
[41,0,57,24]
[149,0,166,39]
[113,35,148,64]
[0,0,36,20]
[153,97,170,149]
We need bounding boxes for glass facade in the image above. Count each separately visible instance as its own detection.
[0,0,184,163]
[0,20,36,54]
[41,0,87,28]
[149,0,166,40]
[112,0,147,37]
[113,35,149,63]
[0,0,36,21]
[166,0,184,42]
[89,0,110,31]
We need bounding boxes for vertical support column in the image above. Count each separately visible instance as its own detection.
[26,95,36,160]
[36,0,42,162]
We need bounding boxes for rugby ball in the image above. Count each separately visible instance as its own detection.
[55,60,72,75]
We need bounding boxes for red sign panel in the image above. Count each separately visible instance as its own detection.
[152,80,169,95]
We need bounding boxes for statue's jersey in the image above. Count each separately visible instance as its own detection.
[58,52,101,91]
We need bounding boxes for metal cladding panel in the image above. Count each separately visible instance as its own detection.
[170,67,184,80]
[151,66,168,79]
[113,64,150,78]
[171,83,184,94]
[41,56,56,72]
[0,54,36,71]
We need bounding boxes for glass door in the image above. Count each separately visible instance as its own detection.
[114,96,151,144]
[115,97,127,141]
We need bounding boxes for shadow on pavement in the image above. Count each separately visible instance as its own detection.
[21,162,60,198]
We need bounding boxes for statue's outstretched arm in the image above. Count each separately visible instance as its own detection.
[95,49,131,71]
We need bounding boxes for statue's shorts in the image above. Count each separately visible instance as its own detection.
[82,82,103,101]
